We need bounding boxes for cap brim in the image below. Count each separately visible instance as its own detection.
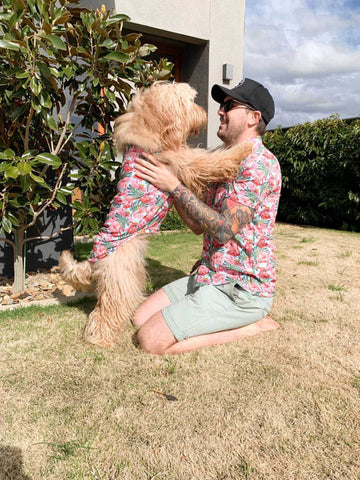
[211,85,233,103]
[211,84,249,106]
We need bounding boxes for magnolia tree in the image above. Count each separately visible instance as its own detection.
[0,0,172,292]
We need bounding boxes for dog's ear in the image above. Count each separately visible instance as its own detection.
[148,82,206,150]
[112,82,206,151]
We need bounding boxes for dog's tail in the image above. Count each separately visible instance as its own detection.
[58,250,94,292]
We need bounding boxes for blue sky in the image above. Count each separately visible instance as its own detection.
[243,0,360,128]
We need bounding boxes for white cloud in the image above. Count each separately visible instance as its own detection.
[243,0,360,127]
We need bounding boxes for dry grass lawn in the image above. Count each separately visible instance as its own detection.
[0,224,359,480]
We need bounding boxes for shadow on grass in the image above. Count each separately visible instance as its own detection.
[0,446,32,480]
[67,259,188,316]
[146,257,188,292]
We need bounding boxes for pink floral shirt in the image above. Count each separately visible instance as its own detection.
[89,146,173,262]
[195,136,281,297]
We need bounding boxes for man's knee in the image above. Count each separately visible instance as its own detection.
[137,326,166,355]
[137,314,177,355]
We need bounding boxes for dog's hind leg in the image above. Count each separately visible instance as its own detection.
[83,236,149,347]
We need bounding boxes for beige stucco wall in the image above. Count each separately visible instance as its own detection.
[84,0,246,148]
[114,0,211,42]
[207,1,246,147]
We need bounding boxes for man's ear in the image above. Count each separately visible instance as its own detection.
[248,110,262,127]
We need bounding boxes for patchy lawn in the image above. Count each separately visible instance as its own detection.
[0,224,359,479]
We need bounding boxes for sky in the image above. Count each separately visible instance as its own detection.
[243,0,360,128]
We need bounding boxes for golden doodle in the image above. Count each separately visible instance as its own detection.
[59,82,252,347]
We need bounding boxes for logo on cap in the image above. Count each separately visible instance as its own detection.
[234,79,245,88]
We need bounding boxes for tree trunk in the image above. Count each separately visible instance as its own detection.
[12,228,26,293]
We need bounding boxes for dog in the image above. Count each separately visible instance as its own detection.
[59,82,252,347]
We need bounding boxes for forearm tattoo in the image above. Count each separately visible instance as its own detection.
[171,184,254,243]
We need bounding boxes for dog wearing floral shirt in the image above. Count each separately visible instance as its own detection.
[59,82,252,347]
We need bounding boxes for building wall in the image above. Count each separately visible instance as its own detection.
[83,0,246,148]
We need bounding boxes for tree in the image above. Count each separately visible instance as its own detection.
[0,0,172,292]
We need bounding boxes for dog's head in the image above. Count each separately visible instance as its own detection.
[113,82,207,152]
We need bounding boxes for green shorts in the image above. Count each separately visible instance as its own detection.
[162,275,273,341]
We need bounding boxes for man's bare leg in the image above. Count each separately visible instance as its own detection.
[137,311,280,355]
[133,288,171,328]
[167,315,279,354]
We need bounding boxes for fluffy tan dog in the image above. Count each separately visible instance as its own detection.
[59,82,252,348]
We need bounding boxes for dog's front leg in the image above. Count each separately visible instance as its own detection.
[157,143,253,197]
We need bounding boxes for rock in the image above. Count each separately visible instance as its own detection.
[49,274,60,284]
[27,288,40,296]
[1,295,14,306]
[59,284,75,297]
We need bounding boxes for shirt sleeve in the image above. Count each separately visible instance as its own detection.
[227,152,274,210]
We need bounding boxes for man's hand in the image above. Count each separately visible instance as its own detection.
[135,153,254,242]
[134,153,181,192]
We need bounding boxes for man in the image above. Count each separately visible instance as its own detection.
[134,78,281,355]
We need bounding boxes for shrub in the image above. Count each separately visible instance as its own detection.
[160,207,187,231]
[264,116,360,231]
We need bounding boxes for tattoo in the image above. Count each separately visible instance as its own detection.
[171,184,253,243]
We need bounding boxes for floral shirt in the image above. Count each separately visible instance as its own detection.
[89,146,173,262]
[194,136,281,297]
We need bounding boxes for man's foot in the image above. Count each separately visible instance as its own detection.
[255,315,280,332]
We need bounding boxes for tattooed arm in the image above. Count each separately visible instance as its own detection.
[134,153,253,242]
[171,183,254,243]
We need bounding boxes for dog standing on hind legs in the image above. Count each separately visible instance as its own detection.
[59,82,252,348]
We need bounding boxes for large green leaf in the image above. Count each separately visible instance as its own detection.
[5,166,20,179]
[39,90,52,108]
[102,52,130,63]
[20,174,31,192]
[1,217,13,234]
[30,77,42,96]
[104,14,130,25]
[0,149,15,160]
[44,114,58,131]
[15,71,30,79]
[34,153,62,167]
[0,39,21,51]
[43,34,67,51]
[30,172,47,185]
[17,162,32,175]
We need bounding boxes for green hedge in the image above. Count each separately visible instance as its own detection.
[263,116,360,231]
[160,206,187,231]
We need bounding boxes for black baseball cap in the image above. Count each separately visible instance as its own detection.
[211,78,275,124]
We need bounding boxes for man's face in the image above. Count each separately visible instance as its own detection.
[216,96,253,146]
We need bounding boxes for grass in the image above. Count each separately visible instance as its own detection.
[1,224,360,479]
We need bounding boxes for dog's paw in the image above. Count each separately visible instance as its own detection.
[228,142,253,161]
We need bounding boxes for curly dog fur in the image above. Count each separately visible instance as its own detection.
[59,82,252,347]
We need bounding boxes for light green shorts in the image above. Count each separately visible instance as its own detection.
[162,275,273,341]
